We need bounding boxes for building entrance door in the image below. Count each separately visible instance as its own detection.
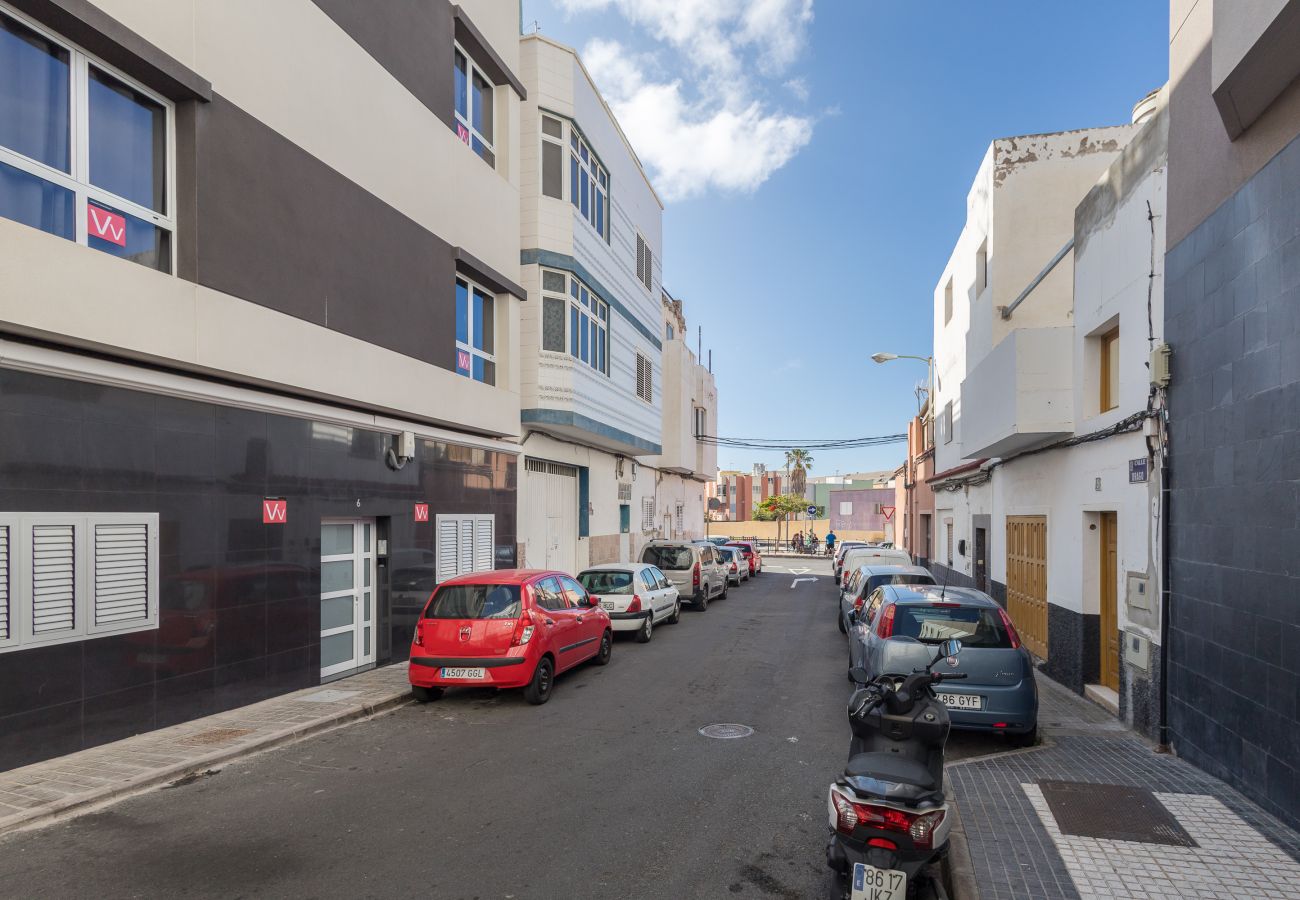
[1099,512,1120,691]
[974,527,988,592]
[320,518,377,679]
[1006,516,1048,660]
[525,459,578,573]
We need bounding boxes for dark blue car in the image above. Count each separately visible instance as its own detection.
[846,584,1038,745]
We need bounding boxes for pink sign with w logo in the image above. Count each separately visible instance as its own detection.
[87,204,127,246]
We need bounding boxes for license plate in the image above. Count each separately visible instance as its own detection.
[852,863,906,900]
[937,692,983,710]
[440,667,486,680]
[601,601,616,610]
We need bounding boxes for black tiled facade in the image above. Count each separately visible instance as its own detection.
[0,369,516,772]
[1164,130,1300,830]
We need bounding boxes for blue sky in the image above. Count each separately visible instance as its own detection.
[521,1,1169,478]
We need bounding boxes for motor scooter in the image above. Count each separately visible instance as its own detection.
[826,637,966,900]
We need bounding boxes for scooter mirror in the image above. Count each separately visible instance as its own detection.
[848,666,870,684]
[939,638,962,658]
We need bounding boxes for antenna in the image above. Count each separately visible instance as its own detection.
[939,560,951,600]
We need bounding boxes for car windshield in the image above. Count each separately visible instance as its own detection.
[578,571,634,594]
[866,573,935,593]
[423,584,521,620]
[642,546,693,570]
[893,604,1013,648]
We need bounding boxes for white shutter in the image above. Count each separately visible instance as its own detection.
[474,518,494,572]
[459,519,474,575]
[0,524,9,642]
[93,523,149,626]
[31,524,75,634]
[436,517,459,583]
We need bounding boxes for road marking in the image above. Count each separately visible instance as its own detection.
[789,567,810,575]
[790,577,816,588]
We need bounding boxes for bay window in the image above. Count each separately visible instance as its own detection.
[0,7,174,273]
[455,277,496,385]
[540,267,609,376]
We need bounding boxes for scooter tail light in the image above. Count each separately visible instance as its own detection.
[997,607,1022,649]
[831,789,859,835]
[909,810,946,850]
[626,595,641,613]
[868,838,897,850]
[876,605,896,638]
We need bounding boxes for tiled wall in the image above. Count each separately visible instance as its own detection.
[1164,130,1300,829]
[0,369,516,771]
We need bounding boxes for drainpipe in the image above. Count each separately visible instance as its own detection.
[1157,450,1172,751]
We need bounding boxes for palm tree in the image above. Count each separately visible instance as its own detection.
[788,449,813,496]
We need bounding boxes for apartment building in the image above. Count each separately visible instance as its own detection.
[515,34,715,568]
[928,113,1171,728]
[0,0,526,770]
[1163,0,1300,827]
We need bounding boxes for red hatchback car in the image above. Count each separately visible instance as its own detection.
[409,569,613,705]
[726,541,763,577]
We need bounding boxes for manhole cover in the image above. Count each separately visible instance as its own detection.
[179,727,254,747]
[1038,780,1197,847]
[699,723,754,739]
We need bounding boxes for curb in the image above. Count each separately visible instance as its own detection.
[943,803,980,900]
[0,691,411,838]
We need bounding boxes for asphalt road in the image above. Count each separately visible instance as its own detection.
[1,559,1008,900]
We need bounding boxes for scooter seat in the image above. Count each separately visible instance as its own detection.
[844,752,937,790]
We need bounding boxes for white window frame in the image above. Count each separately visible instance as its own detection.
[456,275,497,385]
[569,123,610,241]
[454,41,495,168]
[0,3,177,272]
[540,113,564,200]
[434,513,495,584]
[0,512,159,654]
[540,267,610,376]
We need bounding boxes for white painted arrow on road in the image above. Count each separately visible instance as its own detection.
[790,577,817,588]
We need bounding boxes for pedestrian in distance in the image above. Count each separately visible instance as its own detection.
[793,531,805,553]
[825,530,837,556]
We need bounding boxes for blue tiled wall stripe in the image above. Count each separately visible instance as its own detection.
[521,248,663,350]
[521,408,662,456]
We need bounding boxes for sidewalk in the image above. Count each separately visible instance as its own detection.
[0,663,411,837]
[947,673,1300,900]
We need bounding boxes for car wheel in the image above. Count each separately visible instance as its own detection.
[1008,724,1038,748]
[593,629,613,665]
[697,591,709,611]
[636,612,653,643]
[837,612,847,635]
[411,685,443,703]
[524,657,554,705]
[668,599,682,623]
[720,581,729,600]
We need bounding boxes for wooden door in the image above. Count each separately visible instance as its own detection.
[1100,512,1120,691]
[1005,516,1048,660]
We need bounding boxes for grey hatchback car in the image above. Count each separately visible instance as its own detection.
[837,565,936,634]
[846,585,1038,745]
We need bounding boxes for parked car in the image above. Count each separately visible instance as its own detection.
[847,584,1038,745]
[839,546,912,588]
[725,540,763,576]
[837,565,936,634]
[717,545,749,586]
[408,569,612,705]
[705,536,732,546]
[577,563,680,643]
[641,540,728,609]
[832,541,870,580]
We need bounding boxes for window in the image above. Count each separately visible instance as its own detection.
[943,278,954,324]
[839,501,854,516]
[1099,325,1120,413]
[540,268,609,375]
[636,353,653,403]
[943,400,953,444]
[455,277,496,385]
[976,240,988,293]
[0,9,174,272]
[570,128,608,240]
[558,575,588,608]
[641,497,656,532]
[0,513,158,653]
[862,589,885,626]
[694,406,707,438]
[893,603,1014,648]
[945,517,954,565]
[424,583,520,619]
[454,45,494,166]
[578,570,633,594]
[434,514,495,583]
[533,577,567,611]
[541,114,563,199]
[666,322,674,341]
[636,233,653,291]
[675,502,684,534]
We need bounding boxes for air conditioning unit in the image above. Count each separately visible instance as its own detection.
[1150,343,1172,387]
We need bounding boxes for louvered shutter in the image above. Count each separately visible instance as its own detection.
[644,246,653,290]
[0,524,8,642]
[459,520,474,575]
[93,523,150,626]
[473,518,494,572]
[436,518,459,583]
[636,235,645,285]
[31,524,75,634]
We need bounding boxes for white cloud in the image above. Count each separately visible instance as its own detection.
[557,1,818,201]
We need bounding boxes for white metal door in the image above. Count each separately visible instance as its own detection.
[320,518,376,679]
[524,460,578,574]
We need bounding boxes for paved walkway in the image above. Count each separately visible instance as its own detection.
[948,673,1300,900]
[0,663,411,836]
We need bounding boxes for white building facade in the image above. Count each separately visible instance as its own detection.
[929,105,1170,735]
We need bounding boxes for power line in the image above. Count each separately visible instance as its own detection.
[697,433,907,451]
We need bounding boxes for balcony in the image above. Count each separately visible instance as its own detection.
[960,326,1074,459]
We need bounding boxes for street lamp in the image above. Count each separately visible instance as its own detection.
[872,351,936,443]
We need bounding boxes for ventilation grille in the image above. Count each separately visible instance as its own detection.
[636,354,653,403]
[94,523,150,625]
[636,234,652,291]
[641,497,656,532]
[0,525,8,641]
[32,524,75,634]
[617,483,632,502]
[526,458,578,477]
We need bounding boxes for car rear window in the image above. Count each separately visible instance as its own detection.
[893,604,1013,648]
[866,573,935,594]
[578,571,634,594]
[642,546,693,570]
[726,544,752,557]
[423,584,521,620]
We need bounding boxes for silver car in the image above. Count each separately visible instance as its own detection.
[837,565,935,634]
[847,585,1039,745]
[717,546,749,585]
[640,540,728,610]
